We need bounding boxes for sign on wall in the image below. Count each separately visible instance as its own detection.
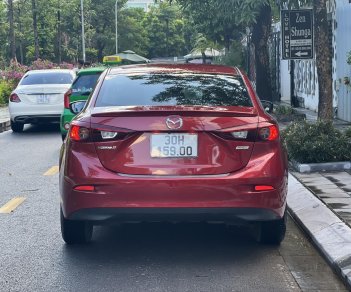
[281,9,314,60]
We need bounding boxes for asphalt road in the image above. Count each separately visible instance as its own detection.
[0,124,348,292]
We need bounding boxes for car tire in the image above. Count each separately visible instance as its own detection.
[11,121,24,133]
[60,207,93,244]
[61,134,66,141]
[257,212,287,245]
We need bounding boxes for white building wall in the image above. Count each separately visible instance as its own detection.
[280,59,291,103]
[294,59,319,111]
[335,0,351,122]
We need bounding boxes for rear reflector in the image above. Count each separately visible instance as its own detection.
[254,185,274,191]
[74,185,95,191]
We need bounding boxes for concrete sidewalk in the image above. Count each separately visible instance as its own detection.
[0,106,10,133]
[288,172,351,289]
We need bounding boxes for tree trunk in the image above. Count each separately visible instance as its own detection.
[57,4,62,64]
[32,0,40,60]
[201,51,206,64]
[314,0,333,120]
[8,0,16,60]
[17,2,24,64]
[251,3,273,101]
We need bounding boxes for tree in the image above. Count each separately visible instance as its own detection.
[31,0,39,60]
[251,3,272,100]
[144,2,189,58]
[177,0,273,100]
[313,0,333,120]
[191,33,217,64]
[7,0,16,60]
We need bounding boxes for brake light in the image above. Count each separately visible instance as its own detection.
[69,125,90,141]
[258,125,279,141]
[64,89,72,109]
[9,93,21,103]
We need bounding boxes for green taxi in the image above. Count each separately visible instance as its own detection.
[60,67,105,140]
[60,55,124,140]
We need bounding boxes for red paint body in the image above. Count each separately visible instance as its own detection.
[59,64,288,224]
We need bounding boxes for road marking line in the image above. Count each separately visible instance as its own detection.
[0,197,26,214]
[44,166,59,176]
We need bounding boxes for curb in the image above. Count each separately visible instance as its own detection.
[290,160,351,173]
[0,119,10,133]
[287,174,351,289]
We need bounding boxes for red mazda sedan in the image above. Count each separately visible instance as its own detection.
[59,64,288,244]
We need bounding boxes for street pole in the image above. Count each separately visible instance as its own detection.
[80,0,86,63]
[115,0,118,54]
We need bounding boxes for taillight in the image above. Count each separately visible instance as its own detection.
[9,93,21,103]
[213,123,279,142]
[69,124,133,142]
[64,89,72,109]
[258,125,279,141]
[69,125,90,141]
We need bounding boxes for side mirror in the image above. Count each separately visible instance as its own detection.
[70,100,86,114]
[261,100,274,113]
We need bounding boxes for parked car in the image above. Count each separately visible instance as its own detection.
[59,64,288,245]
[60,67,105,140]
[9,69,75,132]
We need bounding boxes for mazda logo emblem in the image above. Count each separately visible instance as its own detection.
[166,116,183,130]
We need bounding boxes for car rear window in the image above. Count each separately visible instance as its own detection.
[71,74,101,96]
[95,73,253,107]
[20,72,74,85]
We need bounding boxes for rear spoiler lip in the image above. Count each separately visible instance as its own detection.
[91,106,258,118]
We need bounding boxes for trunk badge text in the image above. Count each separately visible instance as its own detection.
[98,146,117,150]
[236,146,250,150]
[166,116,183,130]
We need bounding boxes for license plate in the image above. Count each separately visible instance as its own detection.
[37,95,49,104]
[151,133,198,158]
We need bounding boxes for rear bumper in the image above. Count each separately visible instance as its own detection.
[14,114,60,124]
[9,101,63,123]
[60,140,288,223]
[60,172,288,223]
[68,207,282,224]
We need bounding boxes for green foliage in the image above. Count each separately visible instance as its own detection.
[274,105,294,115]
[345,127,351,138]
[214,41,244,67]
[347,51,351,65]
[144,3,189,58]
[281,121,351,163]
[0,81,14,105]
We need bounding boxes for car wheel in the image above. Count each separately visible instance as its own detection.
[60,207,93,244]
[11,121,24,133]
[61,134,66,141]
[257,212,287,244]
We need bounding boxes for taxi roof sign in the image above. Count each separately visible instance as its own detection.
[103,55,122,65]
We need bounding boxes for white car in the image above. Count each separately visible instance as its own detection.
[9,69,75,132]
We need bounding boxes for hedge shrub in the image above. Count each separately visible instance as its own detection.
[281,120,351,163]
[0,81,14,105]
